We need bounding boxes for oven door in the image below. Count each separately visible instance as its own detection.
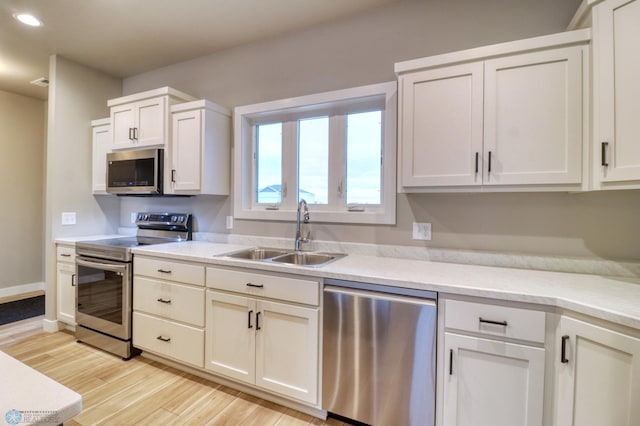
[75,256,132,340]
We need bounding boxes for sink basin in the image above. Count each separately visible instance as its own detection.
[223,248,289,261]
[270,252,344,267]
[220,247,346,267]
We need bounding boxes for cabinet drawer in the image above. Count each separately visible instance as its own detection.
[445,299,545,344]
[133,312,204,367]
[206,267,320,306]
[56,245,75,263]
[133,277,205,326]
[134,256,205,286]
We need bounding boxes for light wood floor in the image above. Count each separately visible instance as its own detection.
[2,320,348,426]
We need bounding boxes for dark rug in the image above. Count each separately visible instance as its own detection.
[0,295,45,325]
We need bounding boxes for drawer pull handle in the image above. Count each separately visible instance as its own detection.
[479,317,508,327]
[601,142,609,167]
[246,283,264,288]
[157,269,172,274]
[60,253,71,257]
[248,310,254,329]
[449,349,453,375]
[256,312,262,330]
[156,298,171,304]
[156,336,171,342]
[561,335,570,364]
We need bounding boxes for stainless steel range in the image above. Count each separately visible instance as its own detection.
[74,212,192,359]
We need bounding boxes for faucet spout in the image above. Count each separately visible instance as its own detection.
[295,199,311,251]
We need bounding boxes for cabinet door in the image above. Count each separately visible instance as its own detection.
[399,62,484,187]
[483,46,583,186]
[442,332,545,426]
[110,103,136,149]
[56,262,76,324]
[204,291,255,384]
[593,0,640,185]
[255,300,319,404]
[92,123,111,194]
[555,316,640,426]
[170,109,202,192]
[136,97,167,148]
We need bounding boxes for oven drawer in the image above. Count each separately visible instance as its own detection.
[133,312,204,367]
[133,277,205,326]
[57,245,75,263]
[206,266,320,306]
[445,299,545,343]
[134,256,205,286]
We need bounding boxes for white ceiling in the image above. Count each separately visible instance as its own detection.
[0,0,401,100]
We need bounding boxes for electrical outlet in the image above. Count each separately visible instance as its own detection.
[61,212,76,225]
[226,216,234,230]
[412,222,431,240]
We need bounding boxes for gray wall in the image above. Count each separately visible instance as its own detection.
[0,91,45,291]
[45,56,122,320]
[120,0,640,262]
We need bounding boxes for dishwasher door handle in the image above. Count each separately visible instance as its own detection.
[324,285,436,307]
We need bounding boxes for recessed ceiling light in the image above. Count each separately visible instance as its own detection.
[14,13,42,27]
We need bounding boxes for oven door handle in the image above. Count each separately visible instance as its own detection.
[76,257,128,274]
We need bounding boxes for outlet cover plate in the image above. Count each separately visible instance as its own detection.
[61,212,77,226]
[412,222,431,240]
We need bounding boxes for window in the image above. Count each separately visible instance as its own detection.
[234,82,396,224]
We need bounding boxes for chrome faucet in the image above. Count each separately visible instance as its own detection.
[295,199,311,251]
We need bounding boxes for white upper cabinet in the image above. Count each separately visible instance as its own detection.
[166,100,231,195]
[400,62,484,187]
[396,30,590,192]
[108,87,196,150]
[483,47,584,186]
[91,118,111,194]
[592,0,640,188]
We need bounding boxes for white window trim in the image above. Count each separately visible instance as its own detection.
[233,81,397,225]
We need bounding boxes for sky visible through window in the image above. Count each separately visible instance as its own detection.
[256,111,382,205]
[256,122,282,204]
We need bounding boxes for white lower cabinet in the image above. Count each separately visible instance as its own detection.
[554,315,640,426]
[443,333,545,426]
[133,312,204,367]
[132,256,206,368]
[56,244,76,325]
[205,267,320,405]
[440,298,546,426]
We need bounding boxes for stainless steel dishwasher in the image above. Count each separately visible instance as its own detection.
[323,279,437,426]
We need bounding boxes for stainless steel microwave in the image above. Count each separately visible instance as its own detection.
[106,148,163,195]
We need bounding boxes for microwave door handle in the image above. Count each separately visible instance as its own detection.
[76,257,128,274]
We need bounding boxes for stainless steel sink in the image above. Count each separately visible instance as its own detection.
[223,247,289,260]
[270,252,345,267]
[219,247,345,267]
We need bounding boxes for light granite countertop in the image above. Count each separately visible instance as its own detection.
[130,240,640,331]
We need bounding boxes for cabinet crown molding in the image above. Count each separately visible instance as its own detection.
[394,28,591,75]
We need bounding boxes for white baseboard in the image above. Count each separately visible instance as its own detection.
[42,319,65,333]
[0,282,45,298]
